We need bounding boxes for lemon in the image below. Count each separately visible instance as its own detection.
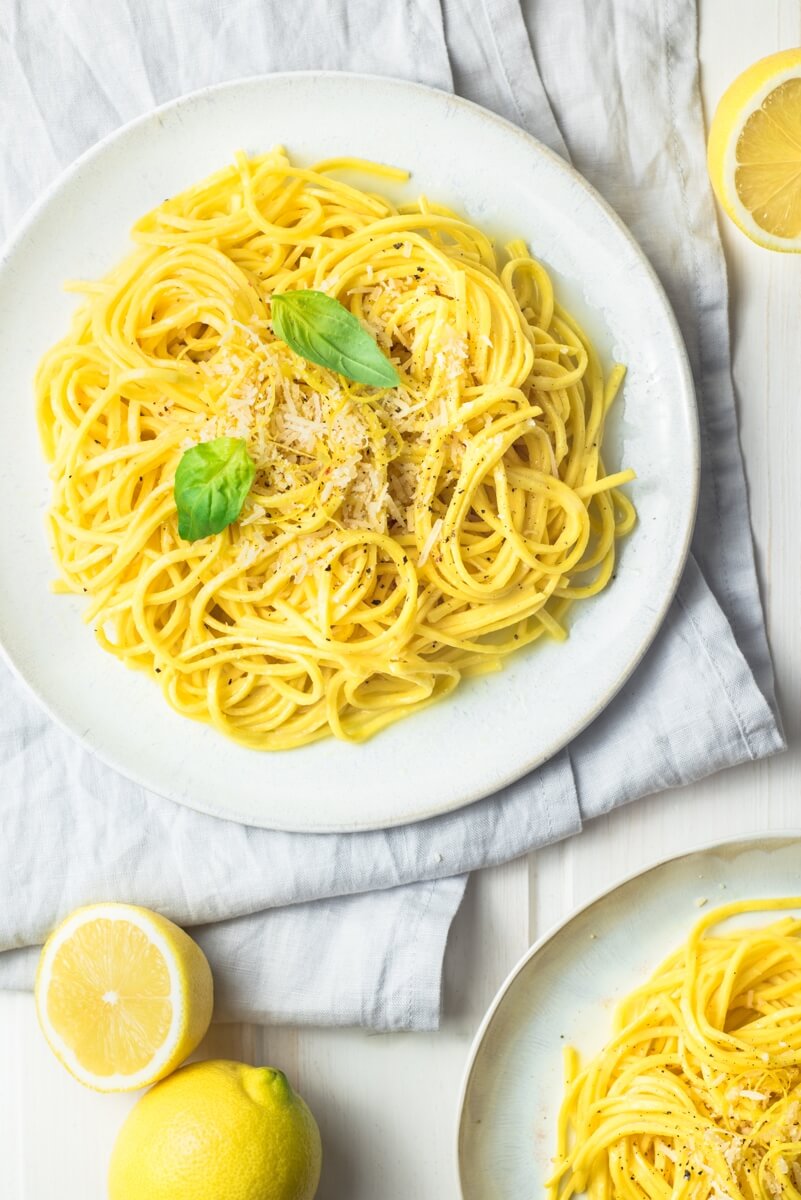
[35,902,213,1092]
[707,48,801,250]
[108,1059,322,1200]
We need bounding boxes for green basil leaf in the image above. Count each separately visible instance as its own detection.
[271,290,399,388]
[174,437,256,542]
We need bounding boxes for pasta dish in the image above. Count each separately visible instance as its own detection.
[549,899,801,1199]
[37,150,634,749]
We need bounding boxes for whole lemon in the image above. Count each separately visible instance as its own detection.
[108,1059,322,1200]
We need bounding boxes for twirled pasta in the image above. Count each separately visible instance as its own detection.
[36,150,634,749]
[549,899,801,1200]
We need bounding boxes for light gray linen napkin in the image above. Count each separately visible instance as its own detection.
[0,0,783,1029]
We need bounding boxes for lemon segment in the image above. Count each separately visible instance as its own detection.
[707,49,801,250]
[108,1059,322,1200]
[35,902,213,1092]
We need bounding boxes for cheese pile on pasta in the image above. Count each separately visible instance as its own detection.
[549,899,801,1200]
[36,149,634,749]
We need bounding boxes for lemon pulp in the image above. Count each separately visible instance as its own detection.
[735,77,801,237]
[46,917,173,1075]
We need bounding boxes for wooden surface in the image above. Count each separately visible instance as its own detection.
[2,2,799,1194]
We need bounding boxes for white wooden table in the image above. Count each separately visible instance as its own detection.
[2,3,799,1194]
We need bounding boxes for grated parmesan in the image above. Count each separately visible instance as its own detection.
[418,518,443,567]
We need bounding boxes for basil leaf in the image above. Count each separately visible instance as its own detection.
[271,290,399,388]
[174,437,256,542]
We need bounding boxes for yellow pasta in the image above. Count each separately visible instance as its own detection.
[36,149,635,750]
[549,899,801,1200]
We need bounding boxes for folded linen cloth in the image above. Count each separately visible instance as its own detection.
[0,0,784,1030]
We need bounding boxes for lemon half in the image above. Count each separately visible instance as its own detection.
[707,48,801,250]
[35,902,213,1092]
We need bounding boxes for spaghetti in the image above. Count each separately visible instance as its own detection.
[549,899,801,1200]
[36,149,634,749]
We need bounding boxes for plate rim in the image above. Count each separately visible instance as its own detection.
[454,829,801,1196]
[0,71,700,831]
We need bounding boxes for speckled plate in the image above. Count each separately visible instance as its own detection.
[0,73,698,831]
[456,835,801,1199]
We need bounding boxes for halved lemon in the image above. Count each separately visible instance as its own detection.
[35,902,213,1092]
[707,48,801,250]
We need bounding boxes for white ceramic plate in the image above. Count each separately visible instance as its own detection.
[456,835,801,1198]
[0,73,698,832]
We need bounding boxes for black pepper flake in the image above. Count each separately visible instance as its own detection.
[393,243,402,250]
[155,667,161,674]
[325,564,332,571]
